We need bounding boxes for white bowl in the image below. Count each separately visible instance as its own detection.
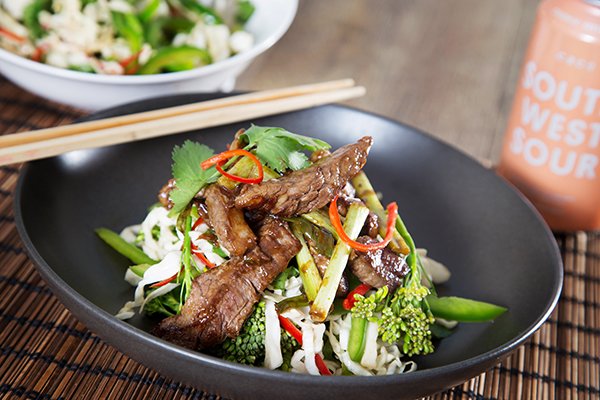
[0,0,297,111]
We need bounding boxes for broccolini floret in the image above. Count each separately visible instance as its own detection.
[217,301,267,365]
[351,271,436,357]
[213,300,299,367]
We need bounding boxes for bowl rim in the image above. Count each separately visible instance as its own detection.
[0,0,298,84]
[13,95,564,390]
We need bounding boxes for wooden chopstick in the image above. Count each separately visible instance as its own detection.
[0,80,365,166]
[0,79,356,148]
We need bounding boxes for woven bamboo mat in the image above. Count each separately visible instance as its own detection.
[0,78,598,400]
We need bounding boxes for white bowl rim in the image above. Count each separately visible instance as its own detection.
[0,0,297,85]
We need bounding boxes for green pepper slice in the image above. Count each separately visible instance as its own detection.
[138,0,161,23]
[23,0,51,39]
[145,16,195,48]
[111,11,144,53]
[138,46,212,74]
[179,0,224,25]
[427,295,507,322]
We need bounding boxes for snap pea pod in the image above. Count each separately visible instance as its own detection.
[178,0,223,25]
[427,295,507,322]
[138,46,212,74]
[22,0,51,39]
[95,228,157,265]
[347,316,368,362]
[111,11,144,52]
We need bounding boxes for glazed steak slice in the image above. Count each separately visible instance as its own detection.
[235,136,373,217]
[349,236,410,292]
[154,216,301,350]
[204,184,256,257]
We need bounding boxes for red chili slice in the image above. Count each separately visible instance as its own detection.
[342,283,372,310]
[150,274,177,288]
[201,149,264,184]
[192,217,205,231]
[0,27,25,43]
[278,314,332,376]
[191,242,216,269]
[329,195,397,253]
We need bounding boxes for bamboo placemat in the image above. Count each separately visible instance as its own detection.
[0,78,598,400]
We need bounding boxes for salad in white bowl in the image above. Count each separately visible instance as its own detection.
[0,0,297,109]
[0,0,255,75]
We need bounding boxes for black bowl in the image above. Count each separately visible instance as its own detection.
[14,94,562,399]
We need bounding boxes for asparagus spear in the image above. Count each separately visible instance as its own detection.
[290,222,323,302]
[351,171,410,255]
[302,210,338,239]
[310,203,369,322]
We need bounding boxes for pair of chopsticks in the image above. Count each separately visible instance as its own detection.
[0,79,365,166]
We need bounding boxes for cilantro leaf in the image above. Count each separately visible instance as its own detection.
[169,141,218,215]
[241,125,330,173]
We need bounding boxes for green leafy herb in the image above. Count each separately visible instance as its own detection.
[242,125,331,173]
[169,140,219,215]
[111,11,144,53]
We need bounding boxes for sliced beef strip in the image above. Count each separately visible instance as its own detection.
[157,179,176,209]
[349,236,410,292]
[228,128,246,150]
[204,184,256,257]
[310,149,331,163]
[336,196,380,239]
[154,216,301,350]
[235,136,373,217]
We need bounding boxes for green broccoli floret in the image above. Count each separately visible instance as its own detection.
[352,286,388,321]
[213,301,300,367]
[217,301,267,365]
[351,274,436,357]
[379,283,435,356]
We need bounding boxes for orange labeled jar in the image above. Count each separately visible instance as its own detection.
[498,0,600,231]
